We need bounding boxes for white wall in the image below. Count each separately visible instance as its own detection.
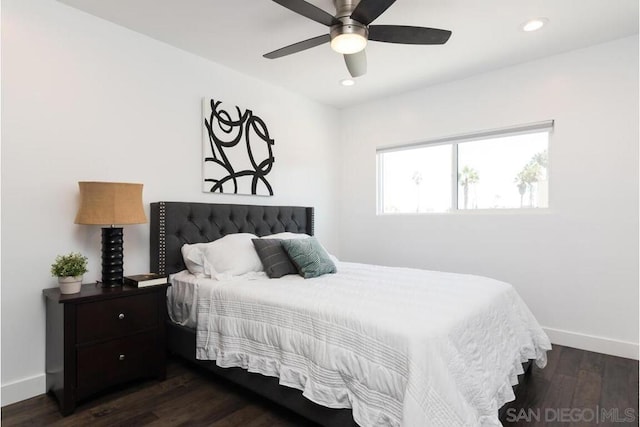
[339,36,639,360]
[1,0,341,405]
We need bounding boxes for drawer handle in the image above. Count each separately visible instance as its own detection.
[118,313,125,320]
[119,354,125,361]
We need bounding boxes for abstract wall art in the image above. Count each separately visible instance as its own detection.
[202,98,275,196]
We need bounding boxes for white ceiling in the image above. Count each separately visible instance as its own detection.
[57,0,638,108]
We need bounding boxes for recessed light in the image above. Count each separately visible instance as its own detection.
[340,78,355,87]
[522,18,548,32]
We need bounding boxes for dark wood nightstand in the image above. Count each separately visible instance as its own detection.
[43,283,169,415]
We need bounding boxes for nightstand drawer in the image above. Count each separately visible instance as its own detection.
[76,331,159,399]
[76,293,158,343]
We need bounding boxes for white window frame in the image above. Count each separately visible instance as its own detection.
[376,120,554,214]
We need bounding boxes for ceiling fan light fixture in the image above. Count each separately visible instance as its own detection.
[330,21,368,54]
[331,32,367,54]
[340,78,355,87]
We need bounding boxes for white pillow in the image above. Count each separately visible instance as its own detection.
[202,233,263,277]
[181,242,210,277]
[261,232,310,240]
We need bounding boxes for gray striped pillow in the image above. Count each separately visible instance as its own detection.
[252,239,298,278]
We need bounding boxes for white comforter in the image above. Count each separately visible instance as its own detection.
[169,262,551,427]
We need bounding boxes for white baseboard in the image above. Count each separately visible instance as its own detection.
[1,374,45,407]
[544,327,639,360]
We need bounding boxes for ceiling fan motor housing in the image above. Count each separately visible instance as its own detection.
[331,0,368,52]
[330,19,368,41]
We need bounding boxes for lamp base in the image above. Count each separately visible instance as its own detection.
[101,227,124,287]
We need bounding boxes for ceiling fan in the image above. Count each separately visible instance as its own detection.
[263,0,452,78]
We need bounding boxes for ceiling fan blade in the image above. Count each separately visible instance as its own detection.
[271,0,338,26]
[344,50,367,77]
[263,34,331,59]
[350,0,396,26]
[369,25,452,44]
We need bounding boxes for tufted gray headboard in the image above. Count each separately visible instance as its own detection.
[150,202,314,275]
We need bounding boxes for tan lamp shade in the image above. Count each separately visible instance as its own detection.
[74,182,147,225]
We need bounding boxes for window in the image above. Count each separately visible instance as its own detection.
[377,121,552,214]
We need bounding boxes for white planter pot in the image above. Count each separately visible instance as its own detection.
[58,276,83,294]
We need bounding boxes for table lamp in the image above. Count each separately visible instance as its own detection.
[74,182,147,287]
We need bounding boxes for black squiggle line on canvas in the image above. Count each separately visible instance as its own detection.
[203,99,275,195]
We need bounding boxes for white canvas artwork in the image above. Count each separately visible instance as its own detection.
[202,98,275,196]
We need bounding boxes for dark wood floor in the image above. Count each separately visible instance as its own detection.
[500,345,638,427]
[2,344,637,426]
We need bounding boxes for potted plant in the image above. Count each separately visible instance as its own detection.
[51,252,88,294]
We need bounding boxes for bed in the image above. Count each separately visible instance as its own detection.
[150,201,551,427]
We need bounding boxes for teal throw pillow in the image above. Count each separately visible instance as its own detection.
[281,237,337,279]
